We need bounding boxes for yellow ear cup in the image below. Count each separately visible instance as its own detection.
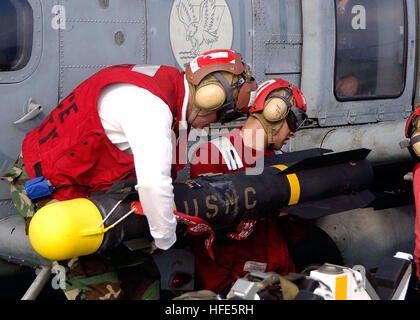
[262,98,289,122]
[195,84,226,111]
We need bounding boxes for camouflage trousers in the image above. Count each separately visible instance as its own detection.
[2,154,160,300]
[2,153,39,219]
[57,247,160,300]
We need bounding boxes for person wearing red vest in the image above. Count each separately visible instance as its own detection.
[403,106,420,285]
[18,49,257,251]
[189,79,311,293]
[3,50,258,300]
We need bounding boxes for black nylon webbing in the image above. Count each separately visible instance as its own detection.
[34,162,43,177]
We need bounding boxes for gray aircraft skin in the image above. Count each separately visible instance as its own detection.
[0,0,418,299]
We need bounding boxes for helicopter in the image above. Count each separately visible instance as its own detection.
[0,0,418,300]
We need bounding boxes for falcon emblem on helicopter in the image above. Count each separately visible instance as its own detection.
[177,0,219,56]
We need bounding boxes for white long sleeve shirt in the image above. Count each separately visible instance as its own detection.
[97,78,189,250]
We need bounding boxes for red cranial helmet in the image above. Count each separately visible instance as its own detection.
[185,49,257,124]
[250,79,307,132]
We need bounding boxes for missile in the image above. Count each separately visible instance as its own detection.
[28,148,375,261]
[173,148,374,231]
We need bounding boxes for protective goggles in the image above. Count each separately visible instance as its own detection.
[268,89,307,131]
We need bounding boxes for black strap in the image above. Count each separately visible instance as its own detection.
[171,107,177,129]
[399,135,420,149]
[213,72,246,123]
[268,92,294,110]
[213,72,234,108]
[54,184,92,190]
[410,135,420,146]
[34,162,43,178]
[33,161,91,190]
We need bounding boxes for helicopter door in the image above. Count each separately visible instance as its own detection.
[301,0,416,127]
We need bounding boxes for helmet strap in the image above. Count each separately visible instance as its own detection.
[212,72,235,109]
[187,107,200,124]
[187,83,197,124]
[187,74,234,124]
[251,112,284,148]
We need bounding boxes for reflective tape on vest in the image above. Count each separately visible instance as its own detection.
[210,136,244,171]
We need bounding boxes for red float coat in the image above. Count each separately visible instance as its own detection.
[22,64,186,201]
[190,128,303,293]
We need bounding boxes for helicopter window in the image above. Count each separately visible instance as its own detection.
[0,0,33,72]
[334,0,406,100]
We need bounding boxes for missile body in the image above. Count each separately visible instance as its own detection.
[173,159,373,233]
[29,149,374,261]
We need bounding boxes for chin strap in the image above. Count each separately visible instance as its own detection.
[187,107,200,124]
[187,72,245,124]
[186,84,198,124]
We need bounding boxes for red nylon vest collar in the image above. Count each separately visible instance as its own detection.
[22,64,186,200]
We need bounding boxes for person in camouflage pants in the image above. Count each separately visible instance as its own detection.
[2,154,160,300]
[58,246,160,300]
[2,153,38,228]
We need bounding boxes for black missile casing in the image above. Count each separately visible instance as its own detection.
[89,192,152,251]
[89,148,374,249]
[173,149,373,233]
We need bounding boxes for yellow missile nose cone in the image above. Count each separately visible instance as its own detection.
[29,198,105,261]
